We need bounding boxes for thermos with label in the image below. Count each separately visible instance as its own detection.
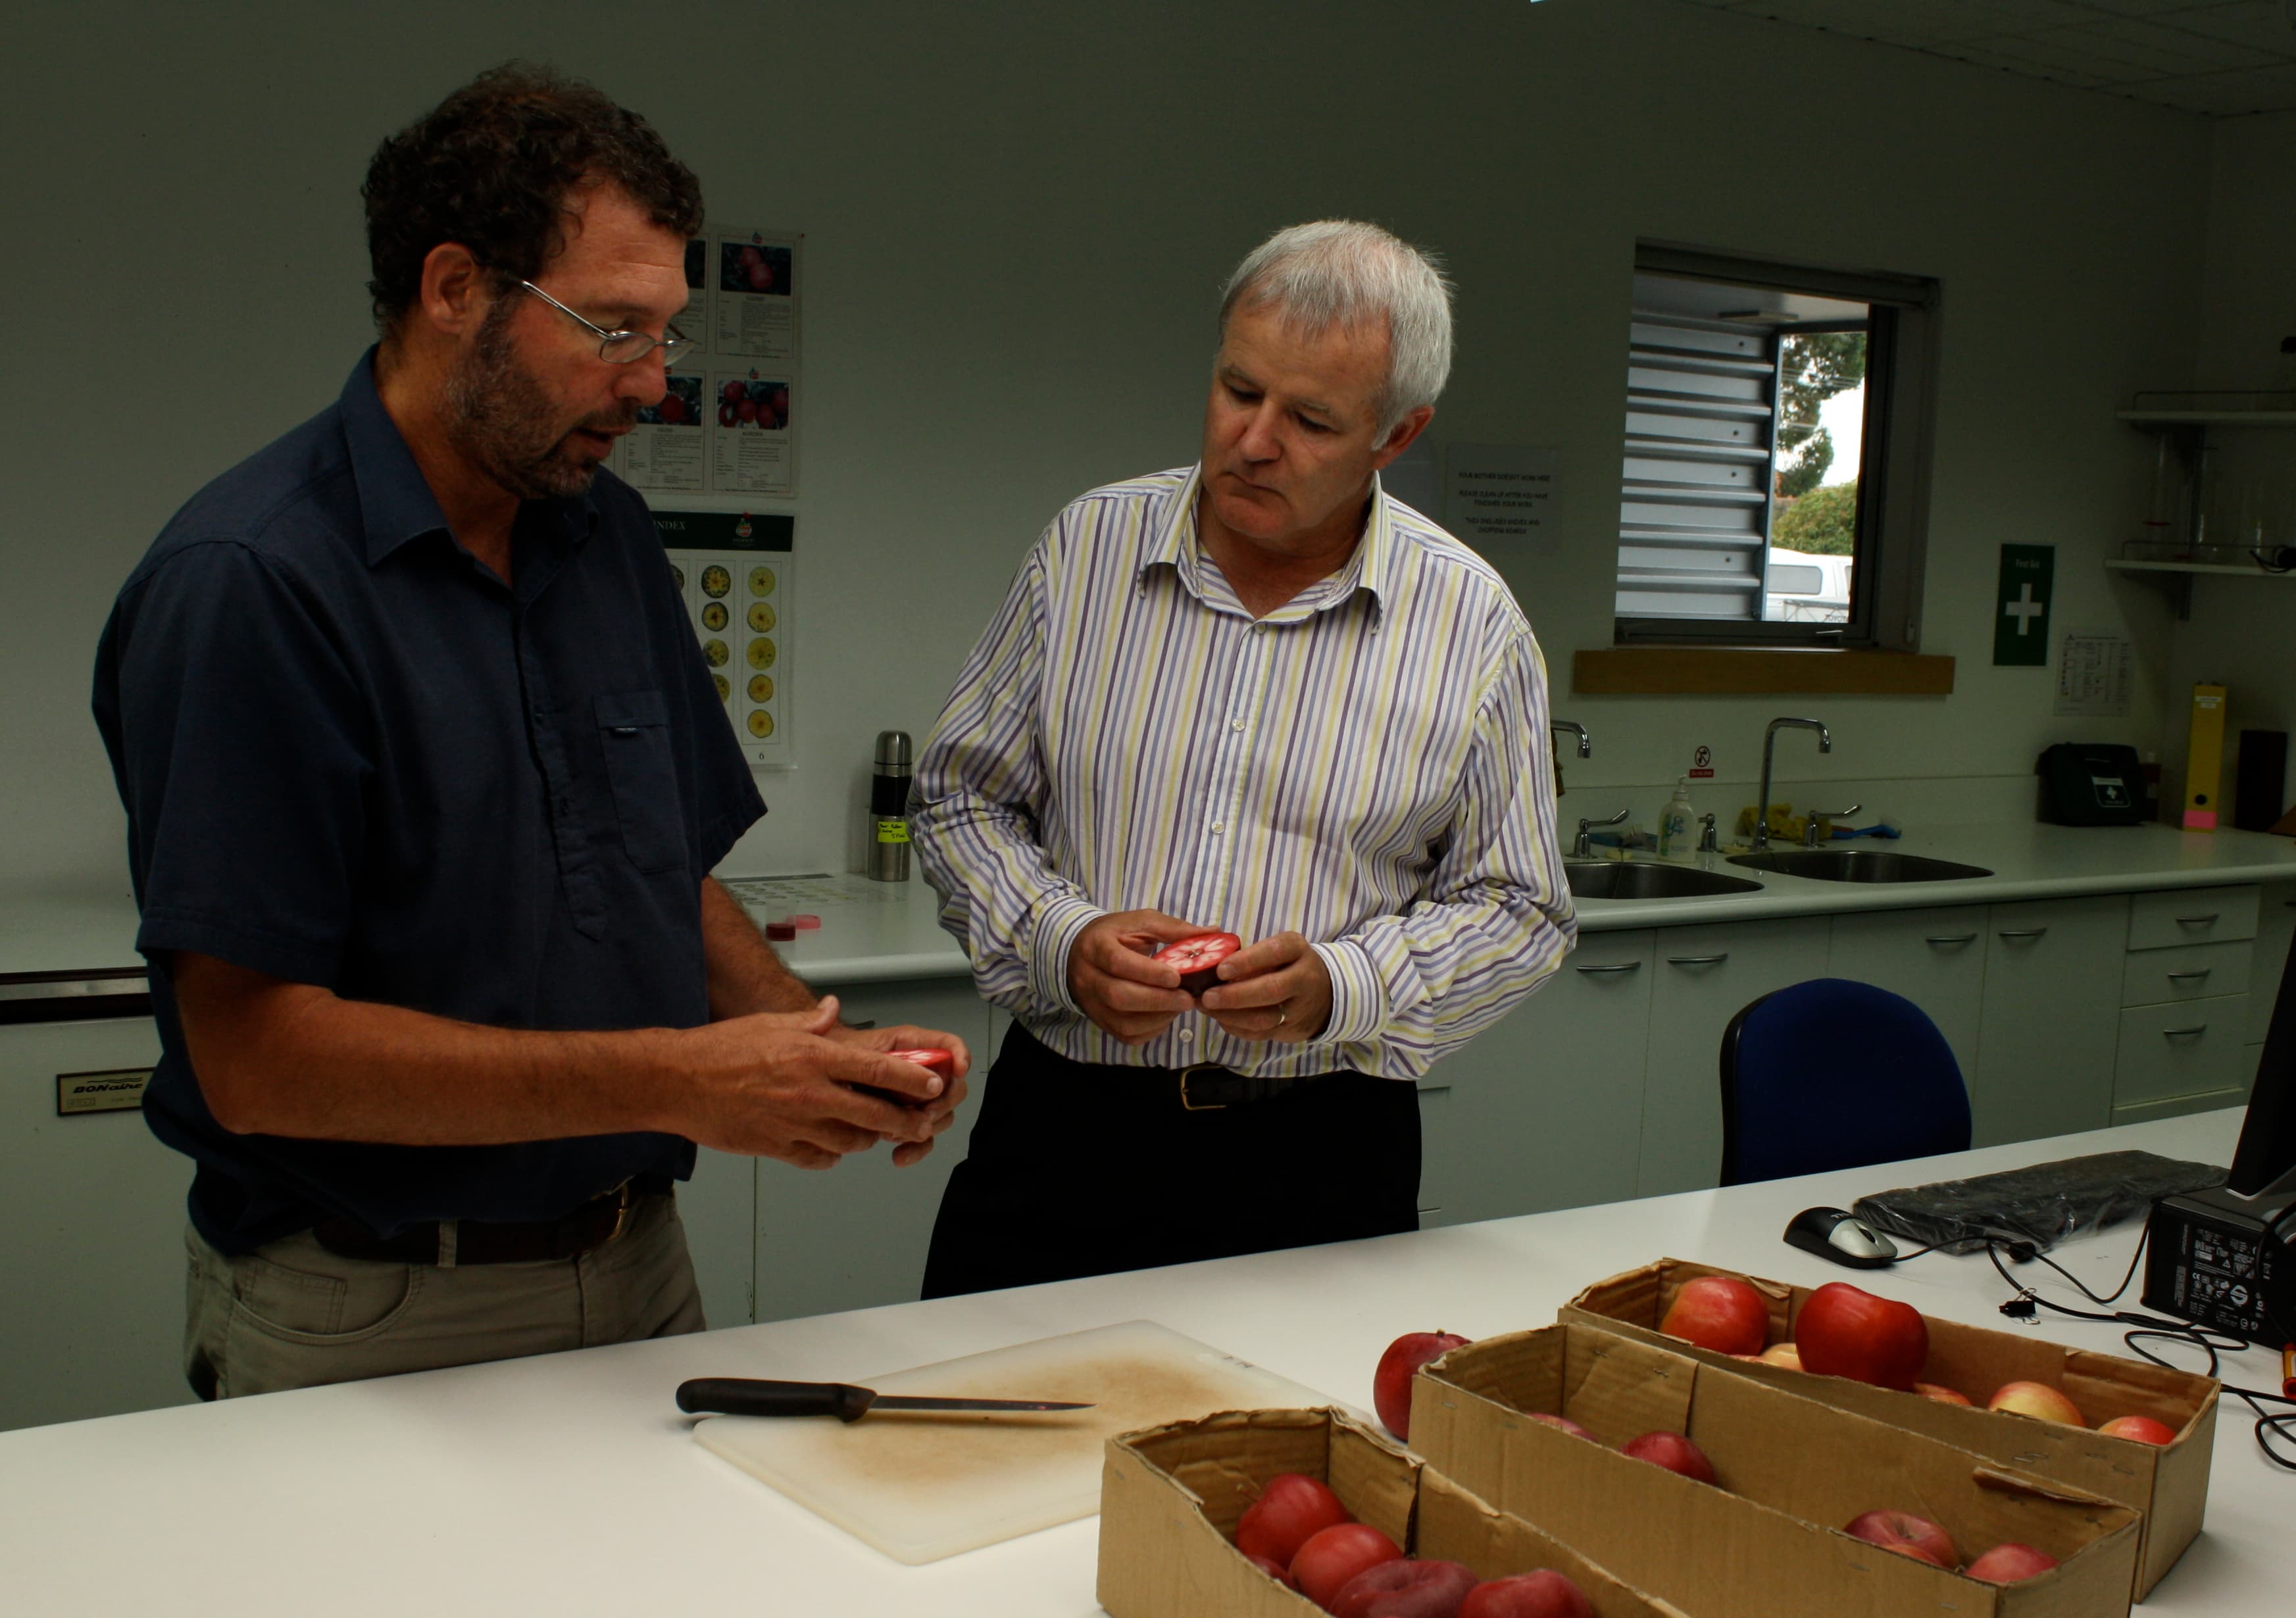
[868,730,913,882]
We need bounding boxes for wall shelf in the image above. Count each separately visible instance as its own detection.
[2103,557,2295,619]
[2116,410,2296,428]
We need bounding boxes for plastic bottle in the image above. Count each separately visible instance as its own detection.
[1658,777,1697,861]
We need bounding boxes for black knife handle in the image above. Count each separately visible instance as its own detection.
[675,1378,877,1421]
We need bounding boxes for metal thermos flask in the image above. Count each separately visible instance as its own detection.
[868,730,912,882]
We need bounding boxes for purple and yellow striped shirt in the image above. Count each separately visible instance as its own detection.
[914,464,1575,1082]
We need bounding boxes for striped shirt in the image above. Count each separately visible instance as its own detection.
[913,464,1575,1082]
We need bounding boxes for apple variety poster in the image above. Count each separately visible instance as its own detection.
[611,224,803,498]
[653,509,794,768]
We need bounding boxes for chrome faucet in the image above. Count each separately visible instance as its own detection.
[1804,803,1863,848]
[1549,720,1589,796]
[1751,717,1832,853]
[1574,807,1630,859]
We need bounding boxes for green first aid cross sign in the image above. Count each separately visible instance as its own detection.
[1993,544,2054,667]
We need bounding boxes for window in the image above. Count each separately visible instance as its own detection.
[1616,245,1941,650]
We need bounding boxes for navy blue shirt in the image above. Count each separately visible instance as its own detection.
[93,352,766,1253]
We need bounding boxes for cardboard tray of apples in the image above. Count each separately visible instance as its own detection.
[1404,1320,2143,1618]
[1557,1258,2216,1600]
[1097,1405,1696,1618]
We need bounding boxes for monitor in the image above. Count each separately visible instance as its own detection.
[2226,926,2296,1203]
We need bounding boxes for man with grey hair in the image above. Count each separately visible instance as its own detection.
[912,220,1574,1296]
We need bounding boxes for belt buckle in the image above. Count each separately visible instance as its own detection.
[1178,1063,1228,1111]
[602,1178,634,1246]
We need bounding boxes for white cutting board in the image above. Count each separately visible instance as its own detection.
[692,1319,1334,1565]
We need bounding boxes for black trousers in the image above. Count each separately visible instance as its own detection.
[920,1025,1421,1298]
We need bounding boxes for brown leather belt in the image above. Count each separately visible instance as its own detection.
[1176,1062,1345,1111]
[311,1178,661,1267]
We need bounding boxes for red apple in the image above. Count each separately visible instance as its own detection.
[1237,1473,1352,1568]
[1291,1523,1403,1611]
[1964,1542,2059,1584]
[720,378,746,404]
[1987,1380,2085,1427]
[1332,1557,1480,1618]
[657,393,686,425]
[1845,1509,1957,1569]
[1793,1282,1929,1390]
[1660,1275,1770,1357]
[1914,1382,1972,1407]
[1161,930,1244,995]
[1459,1571,1596,1618]
[1524,1412,1594,1441]
[1245,1552,1292,1582]
[717,401,739,428]
[1374,1330,1469,1441]
[2097,1414,2176,1445]
[1619,1430,1716,1484]
[886,1048,955,1077]
[1759,1343,1803,1371]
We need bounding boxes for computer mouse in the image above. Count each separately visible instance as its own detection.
[1783,1206,1899,1269]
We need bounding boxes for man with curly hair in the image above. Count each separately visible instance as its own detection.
[92,64,969,1397]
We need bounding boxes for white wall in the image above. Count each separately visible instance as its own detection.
[0,0,2222,907]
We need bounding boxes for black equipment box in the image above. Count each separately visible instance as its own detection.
[2037,742,2147,826]
[2142,1184,2295,1347]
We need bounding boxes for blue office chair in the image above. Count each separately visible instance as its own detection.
[1719,978,1972,1186]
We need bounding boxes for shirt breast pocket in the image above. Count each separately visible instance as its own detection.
[595,690,687,875]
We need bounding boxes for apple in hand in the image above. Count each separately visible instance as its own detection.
[1964,1542,2059,1584]
[1987,1380,2086,1426]
[2097,1413,2176,1445]
[1619,1430,1716,1484]
[1793,1282,1929,1390]
[1374,1330,1470,1441]
[1660,1275,1770,1357]
[1459,1571,1596,1618]
[1525,1411,1594,1441]
[1291,1523,1404,1611]
[1160,930,1243,995]
[1237,1473,1352,1568]
[1331,1558,1479,1618]
[1845,1509,1959,1569]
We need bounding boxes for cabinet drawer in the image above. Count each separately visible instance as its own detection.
[2114,994,2251,1107]
[2119,939,2254,1007]
[2112,1089,2253,1128]
[2127,886,2259,951]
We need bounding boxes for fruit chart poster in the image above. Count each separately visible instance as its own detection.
[612,226,801,498]
[651,509,795,767]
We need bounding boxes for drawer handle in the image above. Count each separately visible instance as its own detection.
[1666,954,1730,966]
[1574,962,1643,975]
[1997,929,2049,940]
[2174,915,2220,927]
[1924,934,1980,946]
[2162,1026,2208,1040]
[2164,969,2213,981]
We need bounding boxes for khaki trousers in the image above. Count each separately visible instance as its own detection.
[182,1190,706,1399]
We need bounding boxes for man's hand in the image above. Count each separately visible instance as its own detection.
[826,1019,972,1167]
[1198,932,1334,1043]
[1066,909,1207,1045]
[673,998,954,1169]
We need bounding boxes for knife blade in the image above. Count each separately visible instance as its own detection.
[675,1377,1093,1422]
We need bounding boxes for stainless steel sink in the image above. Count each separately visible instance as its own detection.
[1564,861,1764,899]
[1726,849,1993,883]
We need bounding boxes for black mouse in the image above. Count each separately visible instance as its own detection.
[1784,1206,1899,1269]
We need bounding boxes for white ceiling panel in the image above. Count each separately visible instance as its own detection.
[2117,61,2296,108]
[1981,32,2168,80]
[2166,2,2296,51]
[2080,16,2283,67]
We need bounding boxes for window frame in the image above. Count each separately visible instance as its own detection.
[1617,243,1942,653]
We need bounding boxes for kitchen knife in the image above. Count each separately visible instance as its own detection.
[675,1377,1093,1421]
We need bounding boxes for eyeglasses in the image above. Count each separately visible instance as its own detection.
[518,280,692,367]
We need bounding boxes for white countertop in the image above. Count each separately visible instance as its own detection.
[7,822,2293,983]
[2,1109,2282,1616]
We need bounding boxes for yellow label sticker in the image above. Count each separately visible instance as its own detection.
[875,818,911,844]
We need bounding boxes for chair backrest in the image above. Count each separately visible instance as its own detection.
[1719,977,1972,1187]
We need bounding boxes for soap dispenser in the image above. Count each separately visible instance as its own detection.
[1658,777,1697,862]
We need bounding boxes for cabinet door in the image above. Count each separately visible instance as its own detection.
[1824,905,1987,1080]
[0,1016,191,1432]
[1638,919,1831,1197]
[1972,895,2128,1148]
[1426,930,1655,1226]
[751,978,992,1323]
[2247,881,2296,1046]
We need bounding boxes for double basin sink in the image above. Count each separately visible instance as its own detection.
[1564,848,1993,902]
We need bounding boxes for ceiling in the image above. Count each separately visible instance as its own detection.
[1670,0,2296,114]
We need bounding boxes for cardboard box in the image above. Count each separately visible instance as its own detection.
[1560,1257,2218,1598]
[1411,1323,2143,1618]
[1097,1405,1693,1618]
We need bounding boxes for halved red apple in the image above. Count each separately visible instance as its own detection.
[1161,931,1243,994]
